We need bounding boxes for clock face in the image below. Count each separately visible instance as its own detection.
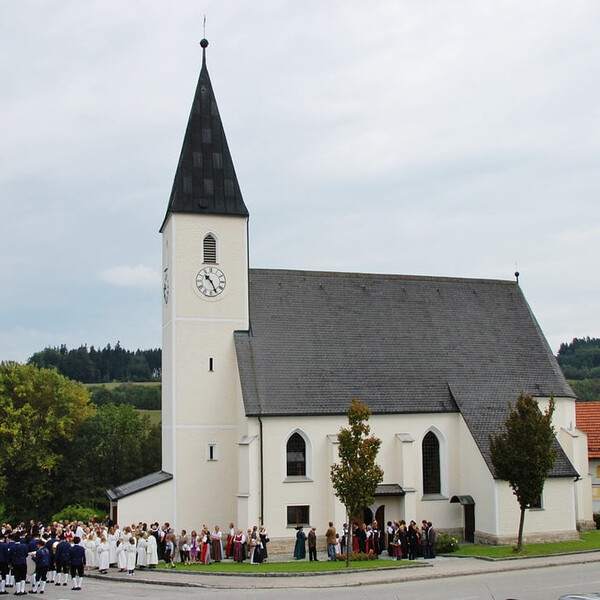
[163,269,169,304]
[196,266,226,297]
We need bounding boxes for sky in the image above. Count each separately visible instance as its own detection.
[1,0,599,363]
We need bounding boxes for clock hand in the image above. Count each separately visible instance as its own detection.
[204,274,217,292]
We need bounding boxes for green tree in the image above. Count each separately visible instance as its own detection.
[330,399,384,566]
[489,393,557,552]
[56,403,161,509]
[0,362,93,521]
[558,337,600,380]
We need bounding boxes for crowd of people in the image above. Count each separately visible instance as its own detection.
[0,517,275,593]
[293,519,437,561]
[0,515,437,593]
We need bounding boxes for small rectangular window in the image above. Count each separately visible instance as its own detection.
[527,498,542,509]
[209,357,214,372]
[207,443,218,461]
[287,505,310,527]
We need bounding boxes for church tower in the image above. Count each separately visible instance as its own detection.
[160,39,249,530]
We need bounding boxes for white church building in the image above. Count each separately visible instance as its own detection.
[107,40,593,548]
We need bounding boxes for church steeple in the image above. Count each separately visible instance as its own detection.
[161,39,248,231]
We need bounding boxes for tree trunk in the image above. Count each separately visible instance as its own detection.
[516,505,526,552]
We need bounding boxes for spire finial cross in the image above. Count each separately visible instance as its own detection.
[200,15,209,59]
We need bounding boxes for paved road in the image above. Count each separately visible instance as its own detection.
[29,555,600,600]
[85,549,600,589]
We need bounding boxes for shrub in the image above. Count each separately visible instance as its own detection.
[593,513,600,530]
[336,551,379,561]
[51,504,104,524]
[435,532,460,553]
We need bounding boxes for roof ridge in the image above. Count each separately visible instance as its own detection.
[249,267,517,286]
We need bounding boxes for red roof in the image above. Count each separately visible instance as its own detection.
[576,402,600,458]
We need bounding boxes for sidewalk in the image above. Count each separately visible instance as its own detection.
[86,550,600,589]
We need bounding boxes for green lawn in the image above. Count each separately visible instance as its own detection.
[453,529,600,558]
[160,558,413,573]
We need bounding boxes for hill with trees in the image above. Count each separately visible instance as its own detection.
[557,337,600,401]
[28,342,161,383]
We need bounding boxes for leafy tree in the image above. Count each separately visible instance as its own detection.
[51,504,105,524]
[489,393,557,552]
[56,403,161,510]
[0,362,94,521]
[569,378,600,402]
[87,383,161,409]
[330,399,384,566]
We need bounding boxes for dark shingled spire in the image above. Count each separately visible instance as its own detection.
[161,38,248,231]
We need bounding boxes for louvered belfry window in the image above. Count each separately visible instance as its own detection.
[422,431,441,494]
[203,234,217,263]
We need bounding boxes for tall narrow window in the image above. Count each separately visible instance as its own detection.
[286,432,306,476]
[203,234,217,263]
[206,442,218,461]
[422,431,441,494]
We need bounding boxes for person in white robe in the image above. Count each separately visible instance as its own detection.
[145,533,158,569]
[74,522,85,540]
[125,537,137,575]
[96,536,110,574]
[83,533,97,569]
[116,537,127,572]
[107,528,118,565]
[136,534,147,568]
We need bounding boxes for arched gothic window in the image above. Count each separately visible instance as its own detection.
[422,431,441,494]
[203,234,217,263]
[286,432,306,476]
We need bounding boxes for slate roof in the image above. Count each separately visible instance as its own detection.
[576,402,600,458]
[234,269,577,478]
[106,470,172,501]
[160,40,248,231]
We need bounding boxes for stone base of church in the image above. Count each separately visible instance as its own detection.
[577,519,596,532]
[474,529,580,546]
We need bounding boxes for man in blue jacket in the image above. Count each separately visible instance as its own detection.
[53,536,71,587]
[69,537,86,591]
[0,532,10,595]
[7,534,28,596]
[30,540,51,594]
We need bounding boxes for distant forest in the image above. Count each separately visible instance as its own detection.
[27,343,161,383]
[557,337,600,401]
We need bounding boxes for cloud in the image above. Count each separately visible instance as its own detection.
[98,265,158,288]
